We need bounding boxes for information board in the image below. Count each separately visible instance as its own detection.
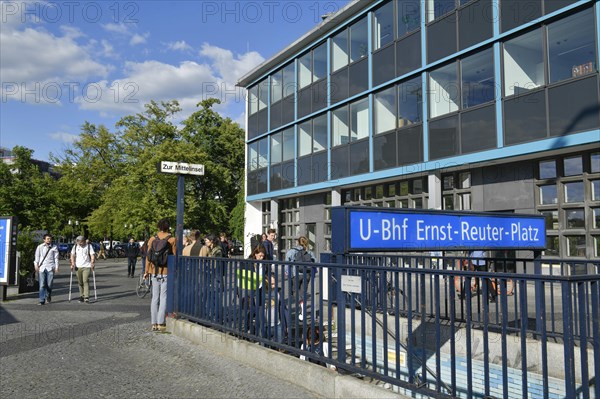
[332,207,546,253]
[0,217,12,284]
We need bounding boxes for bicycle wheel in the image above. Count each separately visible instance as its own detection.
[136,275,149,298]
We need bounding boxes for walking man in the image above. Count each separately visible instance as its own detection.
[34,234,59,305]
[70,236,96,303]
[126,238,140,278]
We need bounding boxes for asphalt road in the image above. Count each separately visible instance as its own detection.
[0,259,320,398]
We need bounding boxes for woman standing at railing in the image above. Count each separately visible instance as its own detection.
[237,245,265,334]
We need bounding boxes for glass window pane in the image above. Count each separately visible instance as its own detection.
[593,208,600,228]
[592,153,600,173]
[375,86,397,134]
[258,79,269,110]
[249,86,258,114]
[282,128,295,162]
[503,28,544,96]
[504,90,547,145]
[298,122,312,157]
[566,236,586,257]
[541,210,559,230]
[501,0,541,33]
[566,209,585,229]
[564,181,584,203]
[350,17,369,63]
[545,235,559,256]
[399,77,423,126]
[351,98,369,141]
[443,175,454,190]
[282,63,295,97]
[399,199,409,208]
[413,197,424,209]
[332,106,349,146]
[595,236,600,257]
[313,42,327,81]
[313,114,327,152]
[461,47,495,108]
[429,115,458,159]
[540,184,557,205]
[248,142,258,171]
[429,62,459,118]
[258,138,269,168]
[398,0,421,37]
[400,181,409,195]
[374,1,394,50]
[592,180,600,201]
[430,0,456,22]
[271,71,282,104]
[564,156,583,176]
[271,133,282,164]
[332,29,349,72]
[539,160,557,179]
[298,53,312,89]
[412,179,424,194]
[459,172,471,188]
[548,10,597,84]
[459,193,471,210]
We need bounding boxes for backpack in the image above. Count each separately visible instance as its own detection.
[148,234,171,267]
[292,248,314,274]
[292,248,313,264]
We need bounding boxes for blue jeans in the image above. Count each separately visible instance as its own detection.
[38,269,54,303]
[151,275,168,325]
[265,323,283,343]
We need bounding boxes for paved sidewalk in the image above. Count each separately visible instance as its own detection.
[0,259,320,398]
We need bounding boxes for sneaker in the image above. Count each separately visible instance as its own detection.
[46,295,51,303]
[38,302,45,305]
[84,298,89,303]
[78,297,84,303]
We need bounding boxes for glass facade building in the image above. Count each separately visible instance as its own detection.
[238,0,600,261]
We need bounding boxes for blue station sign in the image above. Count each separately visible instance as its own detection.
[332,207,546,253]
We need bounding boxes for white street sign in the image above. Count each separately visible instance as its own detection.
[160,161,204,176]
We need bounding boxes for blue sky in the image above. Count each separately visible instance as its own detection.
[1,0,349,162]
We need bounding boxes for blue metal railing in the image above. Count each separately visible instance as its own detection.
[172,255,600,399]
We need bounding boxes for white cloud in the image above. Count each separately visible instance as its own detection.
[0,18,110,104]
[167,40,192,52]
[75,44,261,122]
[130,32,149,46]
[49,131,79,144]
[102,23,131,35]
[200,43,264,86]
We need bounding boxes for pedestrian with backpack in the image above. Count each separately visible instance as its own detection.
[144,219,176,332]
[284,236,315,298]
[70,235,96,303]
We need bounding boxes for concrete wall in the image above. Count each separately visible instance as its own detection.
[167,318,407,399]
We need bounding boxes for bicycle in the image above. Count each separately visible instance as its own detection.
[136,273,151,298]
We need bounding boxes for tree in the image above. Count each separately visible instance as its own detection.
[182,99,246,237]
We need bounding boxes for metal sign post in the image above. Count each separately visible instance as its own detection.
[159,161,204,315]
[158,161,205,257]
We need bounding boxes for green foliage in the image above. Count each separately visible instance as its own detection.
[16,228,38,276]
[5,99,246,242]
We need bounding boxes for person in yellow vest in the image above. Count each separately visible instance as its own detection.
[237,245,265,334]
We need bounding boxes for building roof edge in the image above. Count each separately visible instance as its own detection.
[236,0,373,88]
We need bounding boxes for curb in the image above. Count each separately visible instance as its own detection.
[168,318,407,399]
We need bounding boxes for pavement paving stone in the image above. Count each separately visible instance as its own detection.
[0,259,321,398]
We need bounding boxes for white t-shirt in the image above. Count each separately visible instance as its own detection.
[71,244,95,268]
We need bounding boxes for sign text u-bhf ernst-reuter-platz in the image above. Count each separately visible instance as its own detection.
[332,207,546,253]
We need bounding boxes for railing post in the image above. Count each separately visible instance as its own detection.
[334,254,346,368]
[166,254,176,314]
[534,256,543,337]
